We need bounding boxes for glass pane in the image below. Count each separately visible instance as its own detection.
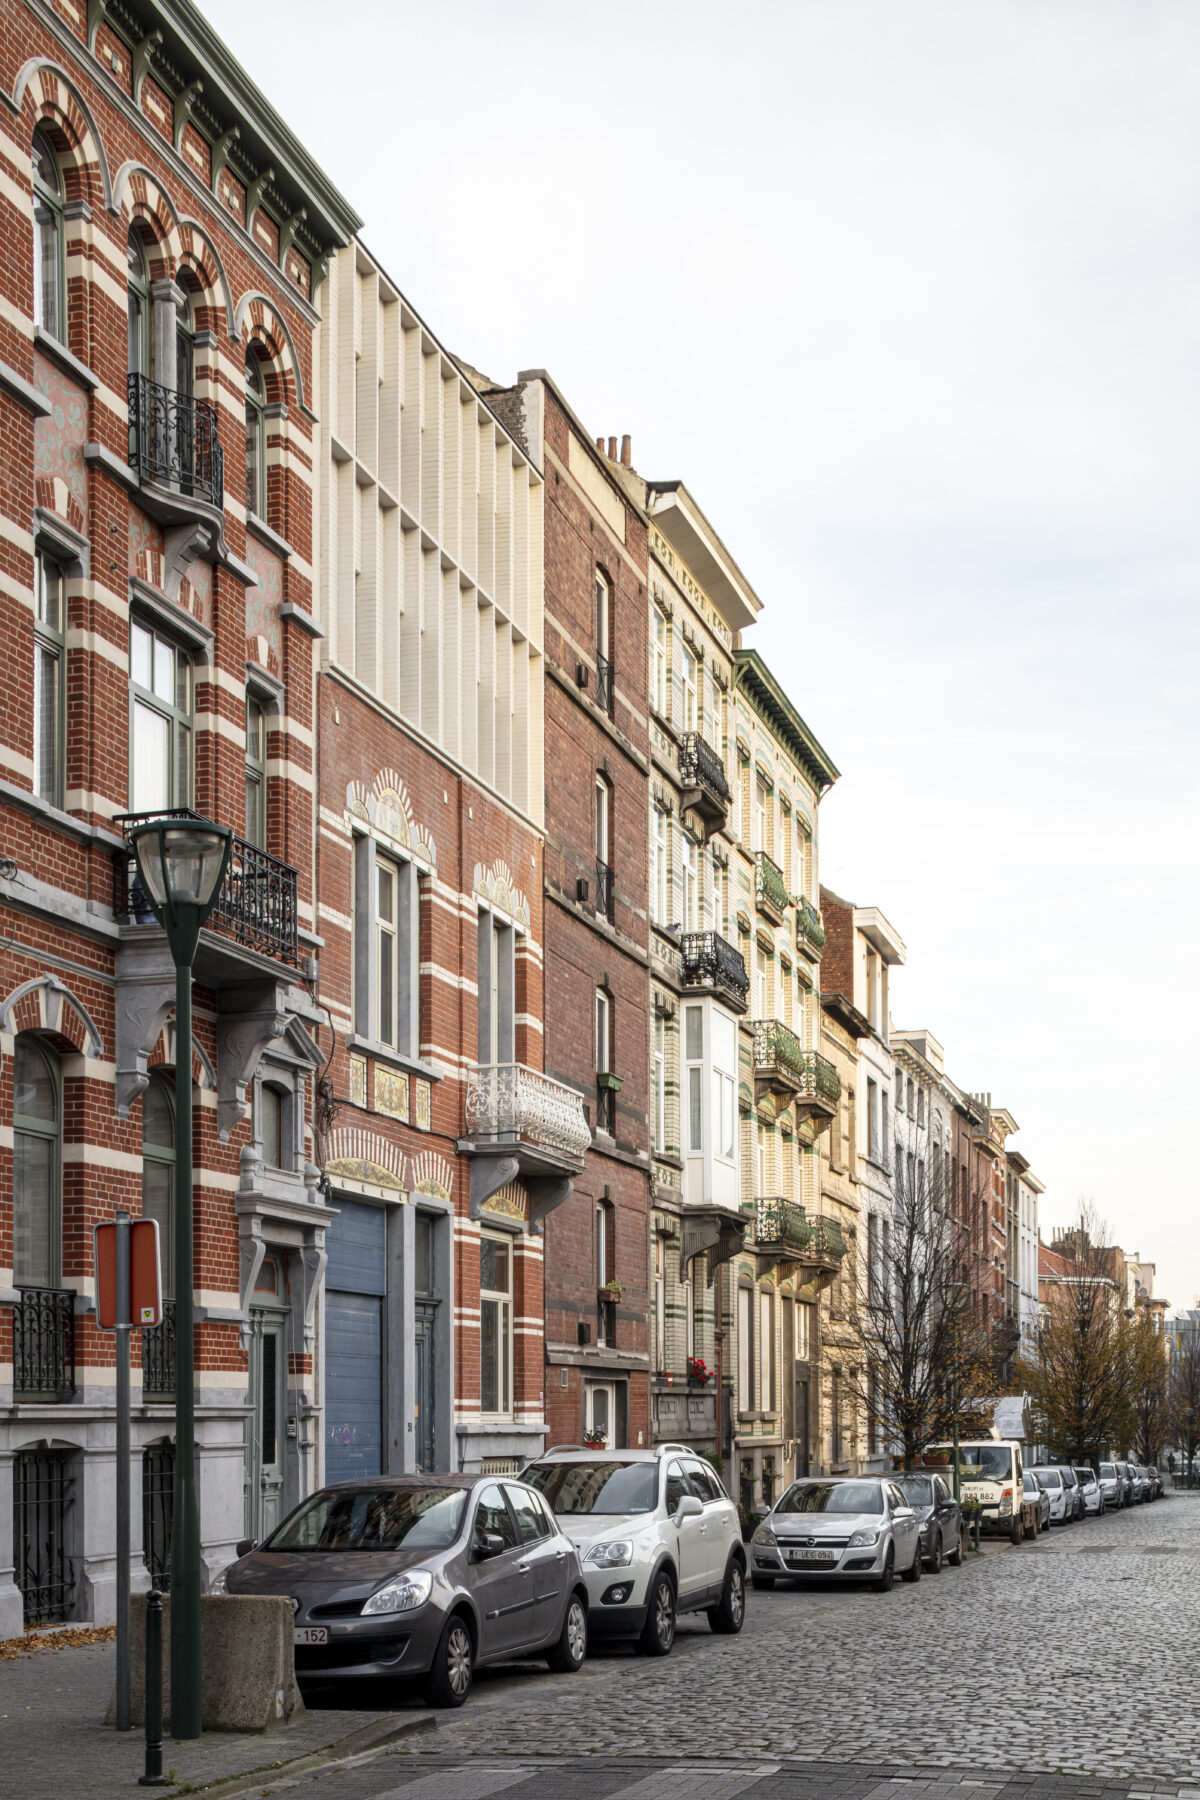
[261,1086,282,1168]
[38,559,61,633]
[142,1080,174,1151]
[377,926,394,1044]
[479,1236,509,1296]
[688,1066,702,1152]
[590,1386,611,1436]
[13,1130,54,1286]
[132,703,169,812]
[174,722,190,807]
[14,1039,56,1122]
[34,204,59,337]
[376,865,394,922]
[141,1157,173,1297]
[131,622,153,690]
[480,1298,498,1413]
[245,770,262,845]
[246,698,263,760]
[175,649,191,714]
[684,1004,703,1062]
[34,641,59,803]
[261,1332,278,1465]
[245,408,261,516]
[153,636,173,701]
[414,1213,433,1294]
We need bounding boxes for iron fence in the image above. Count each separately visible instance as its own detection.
[13,1286,74,1399]
[114,808,299,966]
[142,1300,176,1399]
[142,1443,174,1590]
[14,1448,73,1624]
[127,372,224,508]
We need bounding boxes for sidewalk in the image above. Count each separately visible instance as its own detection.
[0,1634,433,1798]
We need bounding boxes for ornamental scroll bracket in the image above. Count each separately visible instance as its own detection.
[468,1155,521,1220]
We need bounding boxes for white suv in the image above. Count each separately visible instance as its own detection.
[521,1443,745,1655]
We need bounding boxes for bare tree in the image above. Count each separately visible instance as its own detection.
[844,1131,1000,1470]
[1128,1306,1169,1465]
[1014,1203,1132,1466]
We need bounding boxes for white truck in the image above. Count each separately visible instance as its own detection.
[924,1435,1025,1544]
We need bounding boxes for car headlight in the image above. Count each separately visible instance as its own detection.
[848,1530,879,1547]
[361,1570,433,1615]
[751,1524,776,1546]
[583,1540,634,1568]
[998,1500,1012,1516]
[208,1566,230,1595]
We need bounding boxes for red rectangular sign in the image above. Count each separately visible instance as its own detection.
[94,1218,162,1329]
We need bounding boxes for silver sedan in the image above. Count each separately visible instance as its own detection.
[750,1477,923,1594]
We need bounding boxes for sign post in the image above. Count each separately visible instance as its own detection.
[95,1214,161,1734]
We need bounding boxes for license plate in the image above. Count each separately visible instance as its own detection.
[787,1549,837,1563]
[293,1627,327,1646]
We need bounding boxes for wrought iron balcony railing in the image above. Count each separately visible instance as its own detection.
[680,930,749,1009]
[595,858,614,919]
[13,1286,75,1400]
[753,1196,812,1257]
[128,373,224,509]
[465,1062,592,1164]
[114,808,299,967]
[678,732,729,824]
[796,898,827,957]
[596,653,614,715]
[142,1299,176,1399]
[754,850,789,922]
[807,1214,848,1261]
[751,1021,841,1109]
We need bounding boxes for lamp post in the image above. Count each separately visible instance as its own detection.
[128,816,231,1742]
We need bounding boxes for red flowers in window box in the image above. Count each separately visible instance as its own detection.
[687,1356,711,1387]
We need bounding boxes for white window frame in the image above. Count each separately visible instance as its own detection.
[595,988,611,1077]
[738,1284,754,1412]
[652,1015,666,1155]
[684,1003,703,1154]
[711,1007,736,1164]
[651,609,667,716]
[681,644,697,733]
[651,805,668,925]
[479,1232,513,1419]
[681,832,697,931]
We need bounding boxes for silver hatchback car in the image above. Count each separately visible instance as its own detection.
[214,1474,589,1708]
[751,1477,923,1593]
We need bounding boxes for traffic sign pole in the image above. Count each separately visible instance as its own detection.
[115,1208,131,1732]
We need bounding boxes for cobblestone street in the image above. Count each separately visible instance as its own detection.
[278,1494,1200,1800]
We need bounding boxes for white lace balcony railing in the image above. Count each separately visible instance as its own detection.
[465,1062,592,1163]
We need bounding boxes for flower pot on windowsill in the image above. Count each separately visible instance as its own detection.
[600,1281,623,1302]
[597,1072,624,1092]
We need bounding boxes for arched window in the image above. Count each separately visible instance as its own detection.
[127,229,152,379]
[141,1076,175,1297]
[175,286,194,398]
[32,129,63,338]
[13,1034,61,1289]
[245,350,266,518]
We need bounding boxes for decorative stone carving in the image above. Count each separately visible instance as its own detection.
[216,1000,289,1140]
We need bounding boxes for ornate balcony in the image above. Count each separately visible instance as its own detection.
[678,732,729,830]
[751,1021,841,1122]
[461,1061,591,1225]
[796,898,826,960]
[754,851,788,924]
[128,373,224,510]
[114,809,298,968]
[749,1199,849,1281]
[142,1300,176,1400]
[12,1286,75,1400]
[680,930,749,1013]
[596,653,614,716]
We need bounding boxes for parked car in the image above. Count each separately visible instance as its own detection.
[1074,1467,1102,1515]
[1059,1464,1084,1521]
[1098,1462,1123,1510]
[522,1443,745,1656]
[925,1436,1024,1544]
[1128,1464,1146,1505]
[750,1476,923,1593]
[1023,1469,1051,1533]
[892,1470,964,1570]
[1031,1466,1070,1525]
[212,1474,589,1707]
[1142,1464,1162,1500]
[1115,1461,1134,1506]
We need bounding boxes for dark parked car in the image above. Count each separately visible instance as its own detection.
[1059,1465,1084,1521]
[892,1471,964,1571]
[212,1474,589,1708]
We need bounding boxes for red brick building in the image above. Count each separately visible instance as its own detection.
[478,381,652,1450]
[310,267,590,1479]
[0,0,358,1632]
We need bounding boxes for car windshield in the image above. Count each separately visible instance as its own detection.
[952,1446,1013,1481]
[894,1477,934,1505]
[1023,1474,1037,1492]
[1034,1470,1061,1489]
[776,1482,883,1516]
[264,1485,467,1553]
[1100,1465,1116,1477]
[1076,1470,1097,1487]
[523,1461,658,1515]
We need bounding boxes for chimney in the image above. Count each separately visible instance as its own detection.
[620,434,632,467]
[595,436,605,454]
[607,436,617,461]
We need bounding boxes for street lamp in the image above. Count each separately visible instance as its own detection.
[128,816,231,1741]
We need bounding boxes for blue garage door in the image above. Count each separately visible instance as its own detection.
[325,1200,386,1484]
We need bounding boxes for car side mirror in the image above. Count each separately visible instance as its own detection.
[674,1495,703,1522]
[472,1530,506,1562]
[894,1506,915,1520]
[236,1538,255,1558]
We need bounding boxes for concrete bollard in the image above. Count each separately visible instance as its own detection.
[107,1593,304,1733]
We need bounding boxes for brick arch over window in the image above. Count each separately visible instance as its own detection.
[233,292,306,413]
[112,162,186,277]
[146,1021,216,1094]
[174,218,235,338]
[0,975,103,1057]
[11,58,113,210]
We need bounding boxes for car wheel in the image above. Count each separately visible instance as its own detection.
[1010,1517,1023,1546]
[425,1612,473,1709]
[545,1593,588,1673]
[637,1571,676,1656]
[947,1529,963,1567]
[901,1540,922,1582]
[873,1547,895,1593]
[707,1557,746,1635]
[925,1532,942,1574]
[750,1573,776,1590]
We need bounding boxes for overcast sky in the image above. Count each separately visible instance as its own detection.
[207,0,1200,1308]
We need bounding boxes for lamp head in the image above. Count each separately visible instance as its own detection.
[128,815,232,963]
